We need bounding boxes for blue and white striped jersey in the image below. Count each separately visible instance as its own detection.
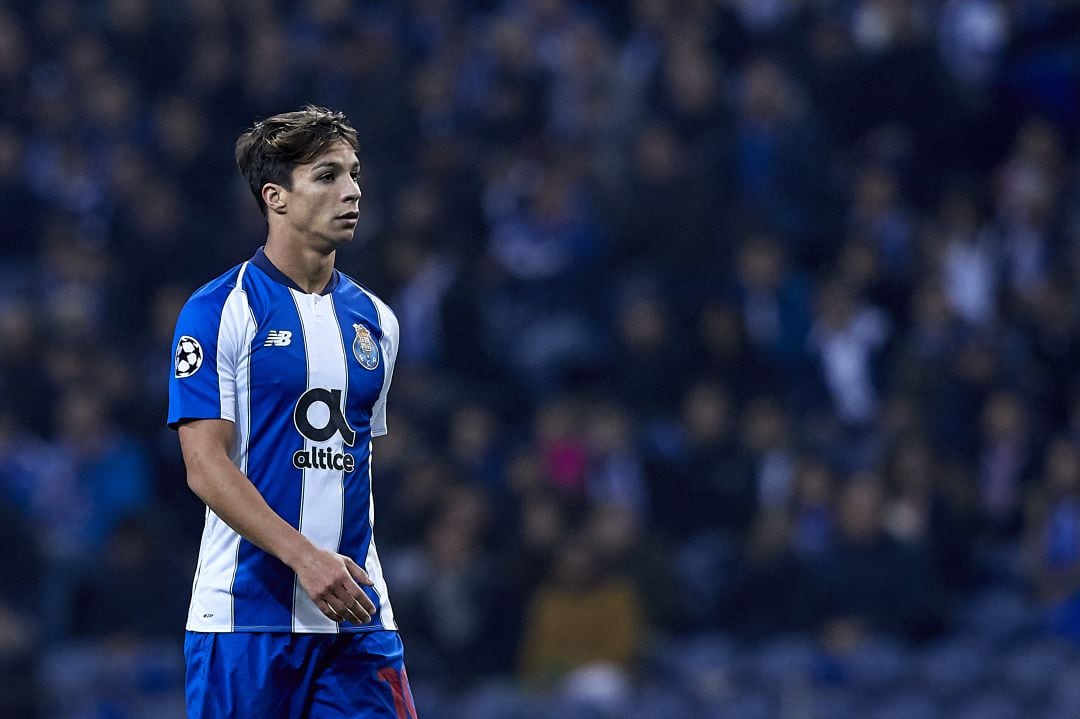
[168,247,399,633]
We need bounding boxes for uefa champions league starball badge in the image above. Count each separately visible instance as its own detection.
[175,336,204,378]
[352,323,380,370]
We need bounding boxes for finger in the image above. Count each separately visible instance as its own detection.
[333,590,367,624]
[340,578,376,616]
[352,590,376,617]
[320,600,342,623]
[340,590,372,624]
[331,587,371,624]
[344,556,375,586]
[327,594,355,623]
[347,592,376,620]
[344,601,369,625]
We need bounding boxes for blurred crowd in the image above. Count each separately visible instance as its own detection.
[2,0,1080,716]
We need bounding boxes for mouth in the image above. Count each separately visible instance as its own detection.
[336,211,359,222]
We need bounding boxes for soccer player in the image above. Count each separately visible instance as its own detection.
[168,106,418,718]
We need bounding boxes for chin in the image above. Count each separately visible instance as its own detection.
[315,233,355,252]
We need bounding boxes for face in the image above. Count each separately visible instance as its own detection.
[838,478,882,543]
[275,139,361,251]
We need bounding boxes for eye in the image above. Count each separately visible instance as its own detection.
[319,173,334,182]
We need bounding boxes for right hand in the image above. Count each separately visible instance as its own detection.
[292,547,377,624]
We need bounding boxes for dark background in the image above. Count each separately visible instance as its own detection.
[2,0,1080,717]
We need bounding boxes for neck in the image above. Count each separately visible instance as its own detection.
[264,234,336,294]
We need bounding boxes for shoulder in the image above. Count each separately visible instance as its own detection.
[179,263,250,319]
[338,272,398,333]
[184,263,248,308]
[174,264,256,343]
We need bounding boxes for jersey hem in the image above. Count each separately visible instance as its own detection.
[184,622,395,633]
[167,413,236,430]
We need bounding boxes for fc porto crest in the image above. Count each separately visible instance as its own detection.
[352,323,380,370]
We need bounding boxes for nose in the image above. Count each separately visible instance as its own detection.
[344,177,361,202]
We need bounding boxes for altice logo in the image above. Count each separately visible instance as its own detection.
[291,388,357,473]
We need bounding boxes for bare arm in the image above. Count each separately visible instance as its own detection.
[178,418,376,624]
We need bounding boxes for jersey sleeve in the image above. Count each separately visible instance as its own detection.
[370,302,399,437]
[167,289,244,429]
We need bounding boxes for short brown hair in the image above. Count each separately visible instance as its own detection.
[234,105,360,216]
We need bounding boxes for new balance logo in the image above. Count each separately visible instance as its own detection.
[264,330,293,347]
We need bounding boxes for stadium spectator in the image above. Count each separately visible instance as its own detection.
[2,0,1080,714]
[518,534,644,686]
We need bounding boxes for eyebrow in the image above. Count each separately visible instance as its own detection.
[310,160,360,173]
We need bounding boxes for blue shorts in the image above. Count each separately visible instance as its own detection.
[184,630,417,718]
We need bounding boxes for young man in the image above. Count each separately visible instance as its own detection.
[168,106,417,718]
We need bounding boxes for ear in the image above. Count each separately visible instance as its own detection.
[262,183,287,215]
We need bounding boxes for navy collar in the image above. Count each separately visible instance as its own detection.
[250,247,339,296]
